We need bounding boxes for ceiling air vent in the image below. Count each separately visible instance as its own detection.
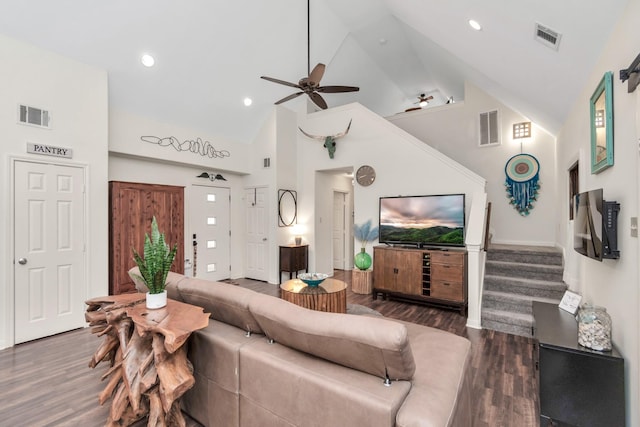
[535,23,562,51]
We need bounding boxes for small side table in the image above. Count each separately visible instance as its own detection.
[351,269,373,294]
[279,244,308,284]
[85,294,209,427]
[280,278,347,313]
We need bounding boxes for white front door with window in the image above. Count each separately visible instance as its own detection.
[190,185,230,281]
[13,160,86,344]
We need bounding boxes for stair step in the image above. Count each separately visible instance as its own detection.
[484,274,567,299]
[487,244,563,266]
[482,290,561,314]
[482,244,566,338]
[485,260,563,282]
[481,308,535,337]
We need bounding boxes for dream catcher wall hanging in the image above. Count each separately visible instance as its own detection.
[505,153,540,216]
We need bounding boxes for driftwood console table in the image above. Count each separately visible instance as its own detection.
[85,293,209,427]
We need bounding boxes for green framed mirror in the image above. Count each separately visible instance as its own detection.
[590,71,614,174]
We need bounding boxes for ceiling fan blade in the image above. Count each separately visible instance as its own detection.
[260,76,302,89]
[308,92,328,109]
[316,85,360,93]
[308,63,326,85]
[274,92,304,105]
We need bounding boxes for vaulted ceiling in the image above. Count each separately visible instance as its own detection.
[0,0,629,143]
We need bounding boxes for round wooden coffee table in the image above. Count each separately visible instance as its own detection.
[280,278,347,313]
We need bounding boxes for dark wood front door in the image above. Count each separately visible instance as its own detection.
[109,181,184,295]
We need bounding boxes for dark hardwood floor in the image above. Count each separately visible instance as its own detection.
[0,271,538,426]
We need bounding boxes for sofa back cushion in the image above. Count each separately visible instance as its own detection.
[176,277,263,335]
[248,294,415,380]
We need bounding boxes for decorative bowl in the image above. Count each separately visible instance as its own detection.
[298,272,328,287]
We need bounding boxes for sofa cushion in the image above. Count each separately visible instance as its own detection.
[248,294,415,380]
[184,319,264,426]
[176,277,263,334]
[239,338,411,427]
[395,320,472,427]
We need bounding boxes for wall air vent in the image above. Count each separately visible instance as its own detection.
[18,104,51,128]
[535,23,562,51]
[478,110,500,147]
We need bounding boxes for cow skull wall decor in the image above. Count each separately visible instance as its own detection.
[298,119,352,159]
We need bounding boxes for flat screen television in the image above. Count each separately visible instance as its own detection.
[573,188,620,260]
[379,194,465,248]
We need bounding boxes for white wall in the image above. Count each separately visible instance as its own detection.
[0,34,109,349]
[389,82,557,246]
[296,103,486,274]
[555,1,640,424]
[109,108,251,174]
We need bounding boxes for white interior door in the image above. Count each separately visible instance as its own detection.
[333,191,347,269]
[245,187,268,281]
[14,160,86,344]
[190,185,230,281]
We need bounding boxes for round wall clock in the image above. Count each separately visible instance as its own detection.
[356,165,376,186]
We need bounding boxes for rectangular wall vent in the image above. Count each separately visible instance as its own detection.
[535,23,562,51]
[18,104,51,128]
[478,110,500,147]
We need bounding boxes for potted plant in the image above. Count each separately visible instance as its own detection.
[131,216,178,309]
[353,219,379,270]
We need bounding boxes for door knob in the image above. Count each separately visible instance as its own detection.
[18,258,27,265]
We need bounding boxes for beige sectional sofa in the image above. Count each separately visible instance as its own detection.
[131,269,473,426]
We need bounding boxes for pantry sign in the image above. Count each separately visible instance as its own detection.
[27,143,73,159]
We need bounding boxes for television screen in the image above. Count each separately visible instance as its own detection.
[574,188,604,260]
[379,194,465,247]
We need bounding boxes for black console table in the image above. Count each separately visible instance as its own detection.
[278,245,308,284]
[533,301,625,427]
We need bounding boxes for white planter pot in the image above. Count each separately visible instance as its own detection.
[146,290,167,309]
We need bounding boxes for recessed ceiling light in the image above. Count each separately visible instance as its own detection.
[468,19,482,31]
[379,38,388,45]
[243,97,253,106]
[141,54,155,67]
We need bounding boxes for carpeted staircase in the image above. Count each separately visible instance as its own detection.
[481,244,567,337]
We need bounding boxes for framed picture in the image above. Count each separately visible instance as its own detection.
[590,71,614,174]
[559,290,582,315]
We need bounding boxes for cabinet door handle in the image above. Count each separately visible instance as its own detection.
[443,282,451,286]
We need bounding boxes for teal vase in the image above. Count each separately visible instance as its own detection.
[354,248,372,270]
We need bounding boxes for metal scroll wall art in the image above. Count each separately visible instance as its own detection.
[504,153,540,216]
[141,136,230,159]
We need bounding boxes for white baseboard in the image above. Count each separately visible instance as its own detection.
[466,320,482,329]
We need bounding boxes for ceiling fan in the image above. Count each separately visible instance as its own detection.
[415,93,434,107]
[404,93,434,112]
[260,0,359,110]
